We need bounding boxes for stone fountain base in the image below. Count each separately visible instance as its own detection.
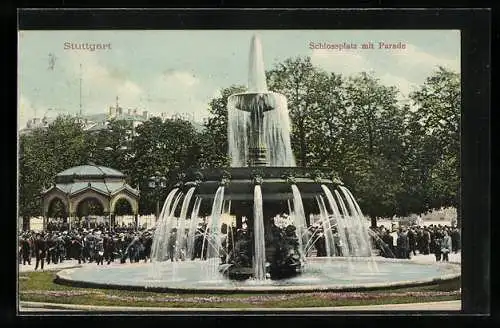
[55,257,460,294]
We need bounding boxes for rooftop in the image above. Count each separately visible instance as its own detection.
[56,164,125,179]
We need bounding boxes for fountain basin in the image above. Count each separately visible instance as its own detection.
[55,257,460,293]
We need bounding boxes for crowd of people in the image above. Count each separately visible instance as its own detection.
[18,220,461,270]
[370,224,460,261]
[45,220,144,233]
[18,225,155,270]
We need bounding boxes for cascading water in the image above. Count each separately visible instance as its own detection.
[339,186,372,257]
[227,104,250,167]
[204,186,225,280]
[316,195,336,258]
[186,197,202,260]
[262,100,296,166]
[321,185,350,257]
[334,189,361,256]
[253,185,266,280]
[291,184,307,259]
[175,187,196,260]
[151,188,179,262]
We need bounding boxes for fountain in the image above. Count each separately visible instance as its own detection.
[56,34,460,293]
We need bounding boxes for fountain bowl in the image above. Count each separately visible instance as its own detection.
[55,257,460,294]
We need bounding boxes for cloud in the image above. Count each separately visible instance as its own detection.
[387,43,460,74]
[310,42,459,99]
[18,94,33,128]
[377,73,419,100]
[142,70,212,122]
[161,70,199,87]
[310,48,374,77]
[64,51,145,113]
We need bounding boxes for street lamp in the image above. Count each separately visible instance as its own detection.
[149,172,168,222]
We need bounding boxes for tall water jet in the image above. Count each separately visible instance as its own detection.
[248,34,267,93]
[253,184,266,280]
[227,34,295,167]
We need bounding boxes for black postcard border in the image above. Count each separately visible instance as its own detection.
[12,8,491,319]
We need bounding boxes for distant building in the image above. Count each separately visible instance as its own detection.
[19,103,205,135]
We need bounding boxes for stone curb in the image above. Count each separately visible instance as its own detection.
[54,259,461,294]
[19,300,461,312]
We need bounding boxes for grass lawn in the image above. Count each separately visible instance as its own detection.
[19,270,460,308]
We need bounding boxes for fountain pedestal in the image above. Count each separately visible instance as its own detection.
[248,147,268,166]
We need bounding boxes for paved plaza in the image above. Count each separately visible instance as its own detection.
[18,300,461,312]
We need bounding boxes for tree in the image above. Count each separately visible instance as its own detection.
[303,72,347,169]
[89,119,134,176]
[267,57,323,167]
[404,67,460,222]
[339,72,406,226]
[18,115,92,218]
[128,117,201,214]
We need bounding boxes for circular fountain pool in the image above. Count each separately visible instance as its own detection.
[55,257,460,293]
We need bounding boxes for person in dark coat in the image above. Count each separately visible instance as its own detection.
[193,227,205,260]
[382,229,394,256]
[396,229,410,259]
[441,230,452,262]
[103,234,115,265]
[34,233,47,270]
[451,227,461,253]
[408,228,417,256]
[45,233,56,265]
[422,228,431,255]
[95,238,104,265]
[143,233,153,263]
[75,235,86,264]
[167,229,177,262]
[434,231,443,261]
[314,229,327,257]
[20,234,32,265]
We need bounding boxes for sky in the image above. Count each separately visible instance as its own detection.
[18,30,460,130]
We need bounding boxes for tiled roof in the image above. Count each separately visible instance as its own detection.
[51,181,139,197]
[56,165,125,178]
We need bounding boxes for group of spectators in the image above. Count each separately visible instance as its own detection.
[18,226,155,270]
[370,224,461,261]
[18,220,461,270]
[45,221,143,233]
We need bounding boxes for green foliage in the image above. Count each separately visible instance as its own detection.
[19,115,93,217]
[18,61,460,222]
[267,57,322,167]
[128,117,202,214]
[399,67,460,216]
